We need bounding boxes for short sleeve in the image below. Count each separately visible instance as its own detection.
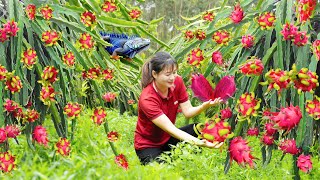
[139,96,164,121]
[175,76,189,103]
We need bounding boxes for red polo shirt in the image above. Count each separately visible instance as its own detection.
[134,76,189,150]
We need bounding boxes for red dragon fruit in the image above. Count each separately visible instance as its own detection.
[55,138,71,156]
[230,3,244,24]
[306,96,320,120]
[40,5,53,20]
[86,67,101,80]
[80,11,97,28]
[3,99,19,113]
[102,0,117,13]
[261,134,274,145]
[2,20,19,37]
[24,109,40,123]
[0,152,16,173]
[203,11,214,22]
[211,51,224,66]
[33,125,49,146]
[293,31,308,47]
[265,122,277,135]
[0,128,7,143]
[40,66,59,84]
[103,92,117,102]
[102,69,114,80]
[236,92,261,121]
[129,9,141,19]
[229,136,256,168]
[25,4,36,20]
[293,68,319,94]
[41,30,60,46]
[260,68,291,95]
[62,51,76,67]
[78,32,95,50]
[279,139,300,155]
[221,107,232,119]
[247,128,259,136]
[91,107,107,125]
[21,48,37,69]
[297,154,312,173]
[5,125,20,138]
[5,74,23,94]
[0,65,7,80]
[312,39,320,60]
[115,154,129,170]
[257,12,276,30]
[40,85,56,105]
[241,35,255,48]
[194,29,206,41]
[0,28,7,42]
[64,102,82,119]
[238,56,264,76]
[212,30,230,45]
[187,48,204,66]
[200,118,234,143]
[297,0,317,23]
[13,106,24,120]
[191,74,236,102]
[280,22,298,40]
[271,105,302,131]
[184,30,194,40]
[107,131,119,142]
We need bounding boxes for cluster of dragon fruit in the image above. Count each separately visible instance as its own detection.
[0,0,141,172]
[187,0,318,173]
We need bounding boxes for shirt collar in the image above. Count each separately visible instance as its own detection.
[152,81,175,99]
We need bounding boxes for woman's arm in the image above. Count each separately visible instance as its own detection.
[179,98,222,118]
[152,114,223,148]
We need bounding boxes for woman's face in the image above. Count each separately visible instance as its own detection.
[152,65,178,89]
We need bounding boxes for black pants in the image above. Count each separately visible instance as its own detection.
[135,123,198,165]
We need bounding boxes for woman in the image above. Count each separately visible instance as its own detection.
[134,52,223,165]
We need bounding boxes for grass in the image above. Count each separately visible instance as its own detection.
[2,108,319,179]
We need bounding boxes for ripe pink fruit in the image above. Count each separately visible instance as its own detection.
[2,20,19,37]
[221,107,232,119]
[264,123,277,136]
[271,105,302,131]
[211,51,224,65]
[103,92,117,103]
[279,139,300,155]
[32,125,49,146]
[293,31,308,47]
[241,35,255,48]
[247,128,259,136]
[229,137,256,168]
[230,4,244,24]
[297,154,312,173]
[280,23,298,40]
[0,128,7,143]
[25,4,36,20]
[41,30,60,46]
[5,125,20,138]
[261,134,274,145]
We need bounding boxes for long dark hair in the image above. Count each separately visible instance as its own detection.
[141,52,178,88]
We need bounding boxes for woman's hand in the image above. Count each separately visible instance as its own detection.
[196,139,224,148]
[201,98,223,110]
